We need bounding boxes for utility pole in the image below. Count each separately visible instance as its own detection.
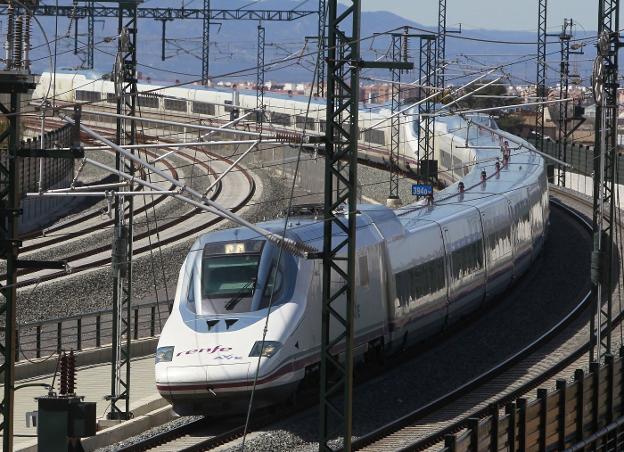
[256,23,265,133]
[535,0,547,154]
[387,29,406,207]
[86,1,94,69]
[107,0,140,420]
[436,0,447,90]
[202,0,210,85]
[317,0,326,96]
[319,2,411,449]
[156,16,173,61]
[320,1,361,448]
[556,19,572,187]
[590,0,619,363]
[418,35,436,183]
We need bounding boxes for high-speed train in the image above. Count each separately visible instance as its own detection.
[153,115,548,413]
[33,72,439,176]
[32,72,548,414]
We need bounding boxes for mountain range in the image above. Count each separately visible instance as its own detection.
[27,0,596,86]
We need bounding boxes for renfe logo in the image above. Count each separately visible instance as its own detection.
[176,345,232,356]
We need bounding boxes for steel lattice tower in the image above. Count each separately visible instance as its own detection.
[388,32,402,203]
[556,19,572,187]
[535,0,547,152]
[0,72,35,452]
[436,0,447,90]
[418,36,435,182]
[107,0,138,420]
[319,0,361,449]
[590,0,620,363]
[86,1,94,69]
[202,0,210,85]
[256,23,265,133]
[317,0,326,96]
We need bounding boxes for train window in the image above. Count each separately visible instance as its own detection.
[450,239,484,279]
[271,112,291,126]
[75,90,100,102]
[137,95,159,109]
[164,98,187,112]
[201,255,260,298]
[192,101,216,116]
[359,255,369,287]
[196,241,264,314]
[440,150,452,169]
[106,93,117,104]
[319,121,326,132]
[257,251,296,310]
[259,263,284,309]
[296,115,315,130]
[394,256,445,306]
[224,100,233,112]
[363,129,385,146]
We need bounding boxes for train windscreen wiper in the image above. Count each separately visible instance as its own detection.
[224,279,256,311]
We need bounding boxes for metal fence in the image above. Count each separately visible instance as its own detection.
[441,349,624,451]
[11,300,172,362]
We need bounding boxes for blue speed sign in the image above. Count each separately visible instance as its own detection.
[412,184,433,196]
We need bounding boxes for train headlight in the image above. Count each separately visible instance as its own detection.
[249,341,282,358]
[155,346,175,363]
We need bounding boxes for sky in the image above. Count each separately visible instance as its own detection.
[356,0,610,32]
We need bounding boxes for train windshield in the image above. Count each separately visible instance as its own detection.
[186,239,297,315]
[195,240,264,314]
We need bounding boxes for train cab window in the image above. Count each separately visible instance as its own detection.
[197,241,264,314]
[259,262,284,310]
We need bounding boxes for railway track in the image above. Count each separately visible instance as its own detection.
[346,186,609,451]
[113,189,595,451]
[15,119,257,287]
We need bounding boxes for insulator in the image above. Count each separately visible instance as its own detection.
[112,225,128,277]
[23,14,31,71]
[59,352,68,395]
[480,170,487,182]
[402,31,409,64]
[67,350,76,394]
[13,15,22,69]
[275,131,303,144]
[5,2,14,69]
[267,234,319,258]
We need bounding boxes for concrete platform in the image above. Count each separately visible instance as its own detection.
[3,355,160,450]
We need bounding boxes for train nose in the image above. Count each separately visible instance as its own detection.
[159,362,252,388]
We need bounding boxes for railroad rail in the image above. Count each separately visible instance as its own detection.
[14,118,256,288]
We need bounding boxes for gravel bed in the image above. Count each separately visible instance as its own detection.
[24,151,209,264]
[95,415,202,452]
[15,149,290,324]
[214,206,591,451]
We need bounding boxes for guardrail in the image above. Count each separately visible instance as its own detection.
[441,348,624,451]
[13,300,172,362]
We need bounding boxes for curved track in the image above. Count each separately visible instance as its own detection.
[115,191,594,452]
[348,187,608,451]
[17,119,257,287]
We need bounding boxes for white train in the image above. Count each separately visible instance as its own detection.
[33,72,548,414]
[33,72,421,175]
